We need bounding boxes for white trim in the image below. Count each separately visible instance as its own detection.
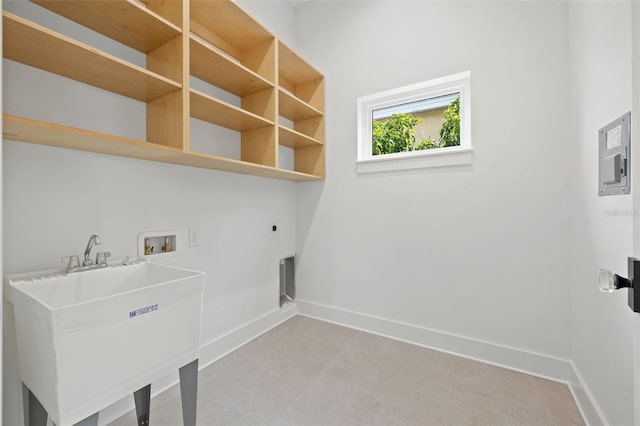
[372,93,458,120]
[357,147,473,173]
[357,71,472,173]
[199,303,298,369]
[296,300,570,380]
[296,299,602,426]
[568,361,608,426]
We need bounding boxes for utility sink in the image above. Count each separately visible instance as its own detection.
[7,259,206,426]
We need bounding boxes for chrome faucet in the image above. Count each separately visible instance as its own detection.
[84,234,101,266]
[61,234,111,272]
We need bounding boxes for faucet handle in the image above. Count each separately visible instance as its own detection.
[96,252,111,266]
[61,255,80,270]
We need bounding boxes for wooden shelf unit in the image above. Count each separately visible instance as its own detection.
[3,0,325,181]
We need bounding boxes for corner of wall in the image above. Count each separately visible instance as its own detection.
[568,363,607,426]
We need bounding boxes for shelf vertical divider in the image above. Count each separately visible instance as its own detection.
[146,0,190,151]
[273,39,281,164]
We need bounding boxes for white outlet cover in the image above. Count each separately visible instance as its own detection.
[189,227,200,247]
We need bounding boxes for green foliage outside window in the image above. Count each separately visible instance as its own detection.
[372,95,460,155]
[372,113,420,155]
[439,95,460,147]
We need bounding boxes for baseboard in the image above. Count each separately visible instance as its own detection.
[199,302,298,369]
[568,362,608,426]
[296,299,604,426]
[97,303,298,425]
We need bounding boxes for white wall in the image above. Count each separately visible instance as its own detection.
[239,0,295,49]
[2,1,296,424]
[568,2,635,425]
[295,1,571,359]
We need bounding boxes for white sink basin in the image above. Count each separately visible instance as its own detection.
[7,259,206,426]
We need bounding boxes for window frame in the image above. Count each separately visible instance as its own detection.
[356,71,472,174]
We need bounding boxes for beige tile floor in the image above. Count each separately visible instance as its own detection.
[111,316,584,426]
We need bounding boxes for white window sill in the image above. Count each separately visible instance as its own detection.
[356,147,473,174]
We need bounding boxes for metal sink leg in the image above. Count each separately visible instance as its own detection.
[179,359,199,426]
[134,384,151,426]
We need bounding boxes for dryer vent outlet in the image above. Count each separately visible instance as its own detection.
[280,256,295,307]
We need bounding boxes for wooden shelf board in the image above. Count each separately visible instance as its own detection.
[190,0,272,52]
[258,168,323,181]
[190,89,273,132]
[190,36,273,97]
[30,0,182,53]
[3,12,181,102]
[279,89,323,122]
[278,126,322,149]
[278,40,323,86]
[172,151,322,181]
[3,114,183,160]
[3,115,322,182]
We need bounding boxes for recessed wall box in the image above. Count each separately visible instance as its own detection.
[599,112,631,196]
[138,230,178,259]
[279,256,295,307]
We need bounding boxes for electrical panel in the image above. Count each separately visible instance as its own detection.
[599,112,631,196]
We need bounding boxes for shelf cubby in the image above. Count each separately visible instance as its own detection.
[278,126,322,149]
[190,36,273,97]
[293,146,325,177]
[29,0,182,53]
[278,89,323,122]
[190,89,273,132]
[189,0,275,82]
[278,41,324,109]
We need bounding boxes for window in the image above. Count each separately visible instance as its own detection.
[357,71,472,173]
